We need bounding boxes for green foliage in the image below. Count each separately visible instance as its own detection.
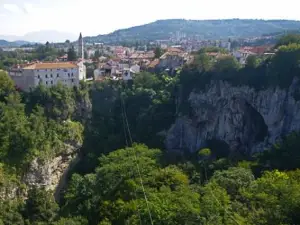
[23,188,59,223]
[0,71,15,101]
[199,148,212,157]
[193,53,212,72]
[240,170,300,225]
[245,55,261,68]
[67,46,77,61]
[210,167,254,198]
[154,47,163,58]
[63,144,200,224]
[133,72,161,89]
[213,56,240,72]
[275,34,300,47]
[259,132,300,170]
[52,217,88,225]
[0,199,24,225]
[180,42,300,108]
[34,44,61,61]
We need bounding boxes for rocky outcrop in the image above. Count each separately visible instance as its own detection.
[0,181,21,201]
[166,78,300,153]
[23,143,80,194]
[75,93,92,123]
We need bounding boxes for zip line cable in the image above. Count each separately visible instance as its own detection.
[121,108,129,147]
[120,91,154,225]
[120,99,142,225]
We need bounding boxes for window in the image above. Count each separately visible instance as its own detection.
[38,75,40,78]
[68,73,70,77]
[71,73,74,77]
[46,81,48,85]
[71,79,74,83]
[50,69,52,71]
[45,74,48,78]
[50,74,53,78]
[51,81,53,85]
[57,74,59,77]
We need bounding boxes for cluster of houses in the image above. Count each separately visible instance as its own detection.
[92,46,192,81]
[232,46,274,64]
[5,32,275,91]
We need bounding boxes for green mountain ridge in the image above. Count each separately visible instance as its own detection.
[84,19,300,43]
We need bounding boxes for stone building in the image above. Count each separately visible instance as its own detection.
[9,62,86,91]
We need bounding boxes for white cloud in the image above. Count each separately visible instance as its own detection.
[3,3,22,13]
[22,3,34,14]
[2,2,34,14]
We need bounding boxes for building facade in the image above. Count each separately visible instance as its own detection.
[9,62,86,91]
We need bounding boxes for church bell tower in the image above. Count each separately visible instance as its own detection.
[78,32,84,60]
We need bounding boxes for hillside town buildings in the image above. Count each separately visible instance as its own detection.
[5,30,276,88]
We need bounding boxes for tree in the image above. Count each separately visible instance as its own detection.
[52,217,88,225]
[23,188,59,223]
[245,55,260,68]
[67,46,77,61]
[200,182,235,225]
[210,167,254,198]
[93,50,101,60]
[0,199,24,225]
[133,72,161,89]
[214,56,240,72]
[193,53,212,71]
[0,71,15,101]
[64,144,200,224]
[275,34,300,48]
[241,170,300,225]
[154,47,163,58]
[260,132,300,170]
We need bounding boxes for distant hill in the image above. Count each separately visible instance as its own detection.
[84,19,300,44]
[0,30,78,43]
[0,39,32,47]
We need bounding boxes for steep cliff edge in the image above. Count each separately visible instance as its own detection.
[0,143,82,200]
[166,78,300,153]
[23,143,81,192]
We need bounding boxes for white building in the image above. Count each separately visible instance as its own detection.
[9,62,86,91]
[130,64,140,73]
[122,67,140,81]
[232,50,256,65]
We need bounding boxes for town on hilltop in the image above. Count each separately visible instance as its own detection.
[1,31,277,91]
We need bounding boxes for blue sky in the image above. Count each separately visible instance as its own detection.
[0,0,299,37]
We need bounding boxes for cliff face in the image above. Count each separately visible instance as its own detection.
[23,144,80,195]
[166,78,300,153]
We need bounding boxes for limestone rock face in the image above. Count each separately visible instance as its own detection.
[23,144,80,192]
[166,78,300,153]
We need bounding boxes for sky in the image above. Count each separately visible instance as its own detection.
[0,0,300,40]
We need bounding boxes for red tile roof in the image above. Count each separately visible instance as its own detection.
[23,62,78,70]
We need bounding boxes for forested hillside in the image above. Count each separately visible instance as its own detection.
[2,35,300,224]
[84,19,300,43]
